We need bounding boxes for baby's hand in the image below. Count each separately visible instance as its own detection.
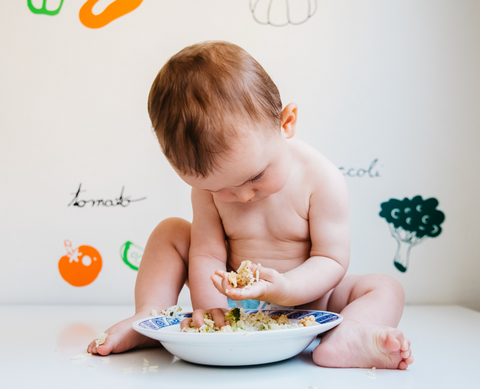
[211,264,290,304]
[180,308,228,330]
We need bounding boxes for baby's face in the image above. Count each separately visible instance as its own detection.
[179,129,292,203]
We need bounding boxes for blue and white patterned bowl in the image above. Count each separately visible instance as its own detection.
[132,309,342,366]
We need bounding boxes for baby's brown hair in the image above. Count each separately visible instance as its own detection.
[148,41,282,177]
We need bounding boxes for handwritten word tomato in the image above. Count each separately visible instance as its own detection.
[58,240,102,287]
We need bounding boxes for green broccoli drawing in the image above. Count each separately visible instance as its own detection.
[379,196,445,273]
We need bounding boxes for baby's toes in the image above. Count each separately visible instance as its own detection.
[94,334,117,356]
[400,338,410,351]
[385,330,404,353]
[398,355,414,370]
[96,343,112,356]
[400,348,411,359]
[87,340,97,354]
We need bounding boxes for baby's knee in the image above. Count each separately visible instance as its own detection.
[367,273,405,302]
[152,218,191,249]
[154,217,190,236]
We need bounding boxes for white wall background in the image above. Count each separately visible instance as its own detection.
[1,0,479,310]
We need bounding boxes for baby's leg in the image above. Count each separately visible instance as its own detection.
[309,274,414,369]
[87,217,191,356]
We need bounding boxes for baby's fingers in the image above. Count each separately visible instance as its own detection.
[214,270,231,284]
[253,266,282,283]
[227,281,268,301]
[211,272,232,295]
[191,309,207,328]
[209,308,227,328]
[180,317,193,330]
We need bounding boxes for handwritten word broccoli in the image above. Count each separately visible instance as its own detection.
[379,196,445,272]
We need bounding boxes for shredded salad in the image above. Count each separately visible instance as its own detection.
[181,307,315,333]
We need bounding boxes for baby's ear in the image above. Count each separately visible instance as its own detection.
[281,103,298,139]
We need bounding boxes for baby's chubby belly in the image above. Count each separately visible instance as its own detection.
[226,237,311,274]
[215,168,313,274]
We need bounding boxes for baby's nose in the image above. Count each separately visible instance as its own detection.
[235,189,256,203]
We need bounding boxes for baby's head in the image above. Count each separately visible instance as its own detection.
[148,41,297,203]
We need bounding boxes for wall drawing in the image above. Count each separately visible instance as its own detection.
[58,240,102,286]
[120,241,144,271]
[379,196,445,273]
[27,0,64,16]
[68,183,147,208]
[250,0,317,27]
[79,0,143,29]
[28,1,316,28]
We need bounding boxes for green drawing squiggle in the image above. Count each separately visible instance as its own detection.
[120,241,144,271]
[28,0,64,16]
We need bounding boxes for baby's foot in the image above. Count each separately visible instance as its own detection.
[312,319,414,369]
[87,311,160,356]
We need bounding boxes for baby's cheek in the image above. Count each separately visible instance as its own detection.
[263,176,288,195]
[212,191,236,203]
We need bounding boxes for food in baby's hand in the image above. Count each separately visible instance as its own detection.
[227,260,260,289]
[181,307,316,333]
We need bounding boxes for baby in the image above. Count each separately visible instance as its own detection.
[87,41,413,369]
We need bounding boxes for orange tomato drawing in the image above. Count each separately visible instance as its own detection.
[58,240,102,287]
[79,0,143,29]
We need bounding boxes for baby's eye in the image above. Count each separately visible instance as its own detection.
[249,171,264,183]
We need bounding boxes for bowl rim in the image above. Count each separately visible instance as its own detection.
[132,309,343,342]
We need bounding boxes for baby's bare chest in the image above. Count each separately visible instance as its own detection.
[216,195,310,244]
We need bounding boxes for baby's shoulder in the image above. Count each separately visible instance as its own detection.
[291,139,345,190]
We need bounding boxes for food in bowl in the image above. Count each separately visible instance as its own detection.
[181,307,316,333]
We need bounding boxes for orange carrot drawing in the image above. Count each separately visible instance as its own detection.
[79,0,143,29]
[58,240,102,287]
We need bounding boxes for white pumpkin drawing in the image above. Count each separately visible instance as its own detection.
[249,0,318,27]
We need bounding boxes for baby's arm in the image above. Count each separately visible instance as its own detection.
[185,188,230,327]
[279,168,350,305]
[215,166,350,306]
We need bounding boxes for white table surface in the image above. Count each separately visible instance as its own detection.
[1,305,479,389]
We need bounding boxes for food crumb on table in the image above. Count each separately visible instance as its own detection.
[367,368,376,378]
[122,367,132,373]
[71,353,92,360]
